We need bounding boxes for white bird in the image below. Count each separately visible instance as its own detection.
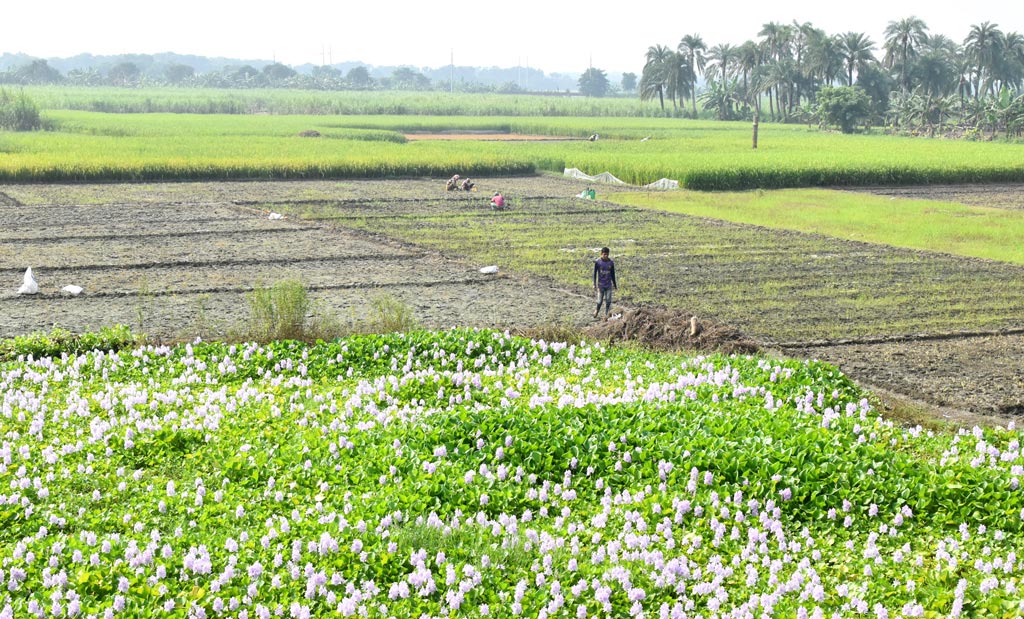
[18,267,39,295]
[479,265,499,274]
[268,212,284,220]
[61,285,84,297]
[640,136,650,142]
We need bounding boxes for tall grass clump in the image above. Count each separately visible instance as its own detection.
[0,88,42,131]
[362,293,420,334]
[239,279,339,342]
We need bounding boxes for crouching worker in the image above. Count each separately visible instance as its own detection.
[490,191,506,210]
[461,177,475,191]
[446,174,461,191]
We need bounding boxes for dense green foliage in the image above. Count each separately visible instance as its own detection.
[642,19,1024,138]
[0,324,138,360]
[816,86,873,134]
[0,88,41,131]
[17,86,658,117]
[1,329,1021,617]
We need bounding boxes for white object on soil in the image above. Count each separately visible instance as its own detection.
[268,212,284,220]
[18,267,39,295]
[479,265,499,274]
[61,285,84,297]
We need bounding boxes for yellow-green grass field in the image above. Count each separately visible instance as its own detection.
[2,106,1023,188]
[609,189,1024,265]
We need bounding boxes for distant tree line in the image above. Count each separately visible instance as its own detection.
[641,17,1024,137]
[0,58,617,96]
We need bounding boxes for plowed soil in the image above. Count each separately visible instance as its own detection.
[2,177,1021,427]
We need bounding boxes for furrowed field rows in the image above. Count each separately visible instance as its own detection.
[0,277,589,339]
[0,255,494,300]
[0,221,306,243]
[311,194,1024,344]
[0,227,413,267]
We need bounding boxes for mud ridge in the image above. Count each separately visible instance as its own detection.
[0,226,321,245]
[773,327,1024,349]
[0,253,428,276]
[0,277,504,301]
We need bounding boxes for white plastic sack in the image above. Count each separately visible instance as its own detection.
[268,212,283,220]
[61,285,84,297]
[18,267,39,295]
[479,265,499,274]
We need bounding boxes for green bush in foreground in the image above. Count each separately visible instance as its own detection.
[0,329,1021,617]
[0,323,138,360]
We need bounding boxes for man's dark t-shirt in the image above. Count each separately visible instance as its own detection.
[593,257,616,290]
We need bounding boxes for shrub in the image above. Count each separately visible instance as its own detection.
[0,88,42,131]
[363,293,419,334]
[238,279,343,343]
[0,324,139,360]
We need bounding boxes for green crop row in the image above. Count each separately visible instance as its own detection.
[20,85,661,116]
[3,107,1023,187]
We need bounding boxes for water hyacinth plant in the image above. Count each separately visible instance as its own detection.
[0,329,1022,618]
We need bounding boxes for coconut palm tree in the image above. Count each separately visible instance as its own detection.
[678,34,707,116]
[807,34,846,88]
[992,32,1024,92]
[705,44,737,83]
[640,44,673,111]
[736,40,761,113]
[789,21,822,111]
[757,22,794,120]
[838,32,876,86]
[883,16,929,96]
[913,49,957,100]
[964,22,1004,100]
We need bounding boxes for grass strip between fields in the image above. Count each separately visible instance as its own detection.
[607,188,1024,265]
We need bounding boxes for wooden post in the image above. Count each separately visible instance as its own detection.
[752,112,759,149]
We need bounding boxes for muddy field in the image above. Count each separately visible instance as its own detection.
[1,177,1022,425]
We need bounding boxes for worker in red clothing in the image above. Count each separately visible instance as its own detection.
[490,192,506,210]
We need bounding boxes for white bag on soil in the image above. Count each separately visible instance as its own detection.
[479,265,499,274]
[61,285,84,297]
[18,267,39,295]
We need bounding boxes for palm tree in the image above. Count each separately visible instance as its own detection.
[790,21,822,112]
[640,44,673,111]
[705,44,737,83]
[678,34,707,116]
[913,49,956,100]
[992,32,1024,92]
[964,22,1004,100]
[807,34,845,88]
[838,32,876,86]
[736,40,761,113]
[758,22,793,119]
[883,16,928,96]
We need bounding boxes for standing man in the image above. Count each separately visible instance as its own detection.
[593,246,617,319]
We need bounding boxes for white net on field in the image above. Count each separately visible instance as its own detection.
[643,178,680,189]
[564,168,679,189]
[563,168,625,185]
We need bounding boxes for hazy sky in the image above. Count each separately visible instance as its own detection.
[5,1,1021,74]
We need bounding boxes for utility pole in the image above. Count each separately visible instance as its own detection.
[450,49,454,93]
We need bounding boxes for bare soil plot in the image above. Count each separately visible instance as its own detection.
[1,177,1021,423]
[0,179,596,341]
[851,183,1024,210]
